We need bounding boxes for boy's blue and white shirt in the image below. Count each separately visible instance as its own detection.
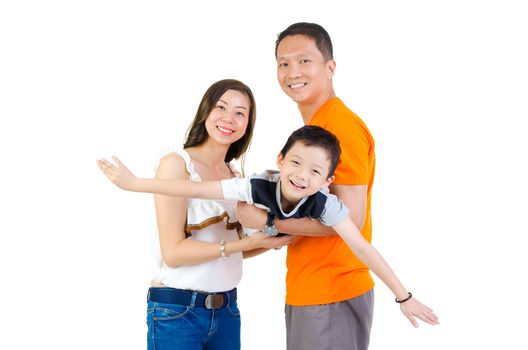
[221,170,349,226]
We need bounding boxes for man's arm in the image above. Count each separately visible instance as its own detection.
[236,201,334,236]
[236,184,368,237]
[330,184,367,232]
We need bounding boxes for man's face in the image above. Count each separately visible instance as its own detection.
[277,142,334,205]
[276,35,335,106]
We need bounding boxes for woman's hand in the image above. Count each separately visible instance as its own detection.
[97,156,139,191]
[248,231,296,250]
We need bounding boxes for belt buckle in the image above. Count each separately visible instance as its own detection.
[205,294,224,309]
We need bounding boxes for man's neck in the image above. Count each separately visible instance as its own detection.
[299,90,336,124]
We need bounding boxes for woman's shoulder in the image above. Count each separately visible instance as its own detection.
[155,148,194,179]
[156,153,186,178]
[159,151,185,164]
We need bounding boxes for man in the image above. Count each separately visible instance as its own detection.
[237,23,377,350]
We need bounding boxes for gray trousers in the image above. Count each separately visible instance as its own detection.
[285,290,374,350]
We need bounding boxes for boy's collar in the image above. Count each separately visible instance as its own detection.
[276,178,309,215]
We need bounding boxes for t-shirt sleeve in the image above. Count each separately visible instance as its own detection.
[221,177,254,204]
[325,116,371,186]
[319,194,350,226]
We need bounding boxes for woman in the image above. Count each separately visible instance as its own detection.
[145,79,293,349]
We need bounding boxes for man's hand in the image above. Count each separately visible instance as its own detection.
[236,201,267,229]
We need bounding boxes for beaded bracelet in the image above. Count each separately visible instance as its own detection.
[395,292,413,303]
[219,240,229,258]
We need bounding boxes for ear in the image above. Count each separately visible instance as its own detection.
[321,175,335,189]
[276,153,284,169]
[326,60,336,79]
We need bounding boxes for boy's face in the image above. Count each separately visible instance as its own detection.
[277,142,334,205]
[276,35,335,106]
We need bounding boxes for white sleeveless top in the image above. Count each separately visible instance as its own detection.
[150,148,243,292]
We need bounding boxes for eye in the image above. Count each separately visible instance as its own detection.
[300,59,311,64]
[291,160,300,166]
[278,62,288,68]
[216,104,226,111]
[236,111,246,118]
[312,169,321,175]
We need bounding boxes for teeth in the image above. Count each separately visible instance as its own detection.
[290,83,305,89]
[290,180,305,188]
[218,126,233,133]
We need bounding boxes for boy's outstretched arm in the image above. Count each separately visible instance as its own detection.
[97,156,224,199]
[332,218,440,327]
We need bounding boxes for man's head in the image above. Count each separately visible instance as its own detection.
[277,126,341,203]
[275,22,333,62]
[275,23,336,107]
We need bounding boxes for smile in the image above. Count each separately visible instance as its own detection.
[217,126,234,134]
[289,179,306,190]
[288,82,307,89]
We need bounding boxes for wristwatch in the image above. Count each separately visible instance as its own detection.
[262,212,278,237]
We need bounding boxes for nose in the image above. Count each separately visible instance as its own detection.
[222,110,235,124]
[279,62,302,80]
[296,167,309,180]
[287,65,302,80]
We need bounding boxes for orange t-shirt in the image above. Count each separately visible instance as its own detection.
[285,98,376,306]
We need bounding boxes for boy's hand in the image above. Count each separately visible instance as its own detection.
[399,297,440,327]
[97,156,138,191]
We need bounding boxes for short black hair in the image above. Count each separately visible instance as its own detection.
[280,125,341,178]
[275,22,333,61]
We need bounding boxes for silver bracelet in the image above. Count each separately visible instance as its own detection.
[219,240,229,258]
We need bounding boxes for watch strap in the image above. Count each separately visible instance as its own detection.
[266,212,276,227]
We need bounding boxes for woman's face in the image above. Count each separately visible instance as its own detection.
[205,89,251,146]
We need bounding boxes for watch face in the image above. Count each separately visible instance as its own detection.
[263,225,278,237]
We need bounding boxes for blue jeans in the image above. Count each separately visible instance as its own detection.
[146,299,241,349]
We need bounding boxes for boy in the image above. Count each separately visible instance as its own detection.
[97,125,438,328]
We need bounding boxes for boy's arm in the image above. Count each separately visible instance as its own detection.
[333,218,408,298]
[332,217,440,327]
[135,178,223,199]
[97,156,224,199]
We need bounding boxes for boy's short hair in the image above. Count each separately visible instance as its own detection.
[275,22,334,62]
[280,125,341,178]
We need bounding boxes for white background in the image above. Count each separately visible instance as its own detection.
[1,1,527,349]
